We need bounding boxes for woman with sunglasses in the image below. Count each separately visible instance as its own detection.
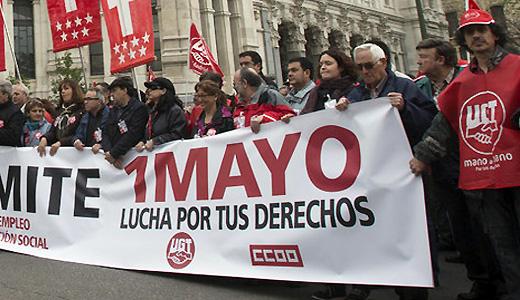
[299,49,358,114]
[21,99,52,147]
[135,77,186,152]
[192,80,233,138]
[37,79,84,156]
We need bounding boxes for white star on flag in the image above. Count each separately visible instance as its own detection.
[61,32,68,41]
[66,20,72,28]
[122,41,128,50]
[82,27,90,36]
[75,16,82,26]
[113,44,120,54]
[131,36,140,47]
[139,46,147,57]
[142,32,150,44]
[85,13,93,24]
[56,22,62,32]
[72,31,79,39]
[119,54,126,64]
[129,49,136,59]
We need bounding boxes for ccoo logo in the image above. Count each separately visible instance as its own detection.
[166,232,195,269]
[459,91,505,155]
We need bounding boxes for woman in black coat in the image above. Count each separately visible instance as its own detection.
[135,77,187,152]
[192,80,234,138]
[37,79,84,156]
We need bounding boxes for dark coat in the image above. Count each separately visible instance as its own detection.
[73,105,110,146]
[0,100,25,146]
[145,104,187,145]
[347,70,438,148]
[102,97,148,158]
[43,103,84,146]
[193,105,234,137]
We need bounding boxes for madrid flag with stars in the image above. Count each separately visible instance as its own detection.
[100,0,155,74]
[47,0,102,52]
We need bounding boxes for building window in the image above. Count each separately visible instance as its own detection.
[148,0,162,71]
[89,42,104,76]
[13,0,35,79]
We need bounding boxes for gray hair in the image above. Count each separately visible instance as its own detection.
[14,83,29,95]
[0,80,13,98]
[87,87,105,101]
[353,43,386,63]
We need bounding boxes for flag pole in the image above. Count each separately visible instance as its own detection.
[0,4,21,81]
[77,46,88,88]
[131,67,142,101]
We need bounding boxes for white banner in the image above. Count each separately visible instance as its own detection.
[0,99,432,287]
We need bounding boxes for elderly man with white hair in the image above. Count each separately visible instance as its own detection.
[12,83,29,111]
[344,43,438,300]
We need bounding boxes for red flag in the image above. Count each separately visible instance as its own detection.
[468,0,481,10]
[0,1,5,72]
[147,66,157,82]
[46,0,102,52]
[100,0,155,74]
[189,23,224,77]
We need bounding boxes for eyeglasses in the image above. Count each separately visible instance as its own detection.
[356,61,380,70]
[84,97,100,101]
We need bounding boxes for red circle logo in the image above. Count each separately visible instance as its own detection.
[166,232,195,269]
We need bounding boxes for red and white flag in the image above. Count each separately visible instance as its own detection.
[100,0,155,74]
[467,0,481,10]
[46,0,102,53]
[189,23,224,77]
[147,66,156,82]
[0,0,6,71]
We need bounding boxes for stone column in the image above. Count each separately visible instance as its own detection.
[158,0,200,96]
[33,0,51,97]
[213,0,235,92]
[198,0,217,53]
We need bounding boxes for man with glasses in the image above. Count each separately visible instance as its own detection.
[232,67,293,133]
[238,51,278,89]
[72,87,110,152]
[345,43,437,300]
[348,43,437,147]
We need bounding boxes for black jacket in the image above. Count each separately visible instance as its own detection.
[43,103,84,146]
[0,100,25,146]
[102,97,148,158]
[144,104,187,145]
[192,105,234,137]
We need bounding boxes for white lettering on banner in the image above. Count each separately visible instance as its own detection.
[64,0,78,13]
[107,0,135,37]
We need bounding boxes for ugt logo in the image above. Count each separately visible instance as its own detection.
[459,91,505,155]
[166,232,195,269]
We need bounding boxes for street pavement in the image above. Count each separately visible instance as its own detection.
[0,249,471,300]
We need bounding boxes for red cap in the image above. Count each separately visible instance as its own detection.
[458,9,495,30]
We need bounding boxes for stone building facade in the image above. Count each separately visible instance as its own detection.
[2,0,448,99]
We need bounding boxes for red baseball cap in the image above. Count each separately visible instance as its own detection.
[458,9,495,30]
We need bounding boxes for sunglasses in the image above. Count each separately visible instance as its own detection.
[356,61,380,70]
[84,97,100,101]
[148,85,163,90]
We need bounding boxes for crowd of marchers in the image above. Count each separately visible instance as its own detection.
[0,6,519,300]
